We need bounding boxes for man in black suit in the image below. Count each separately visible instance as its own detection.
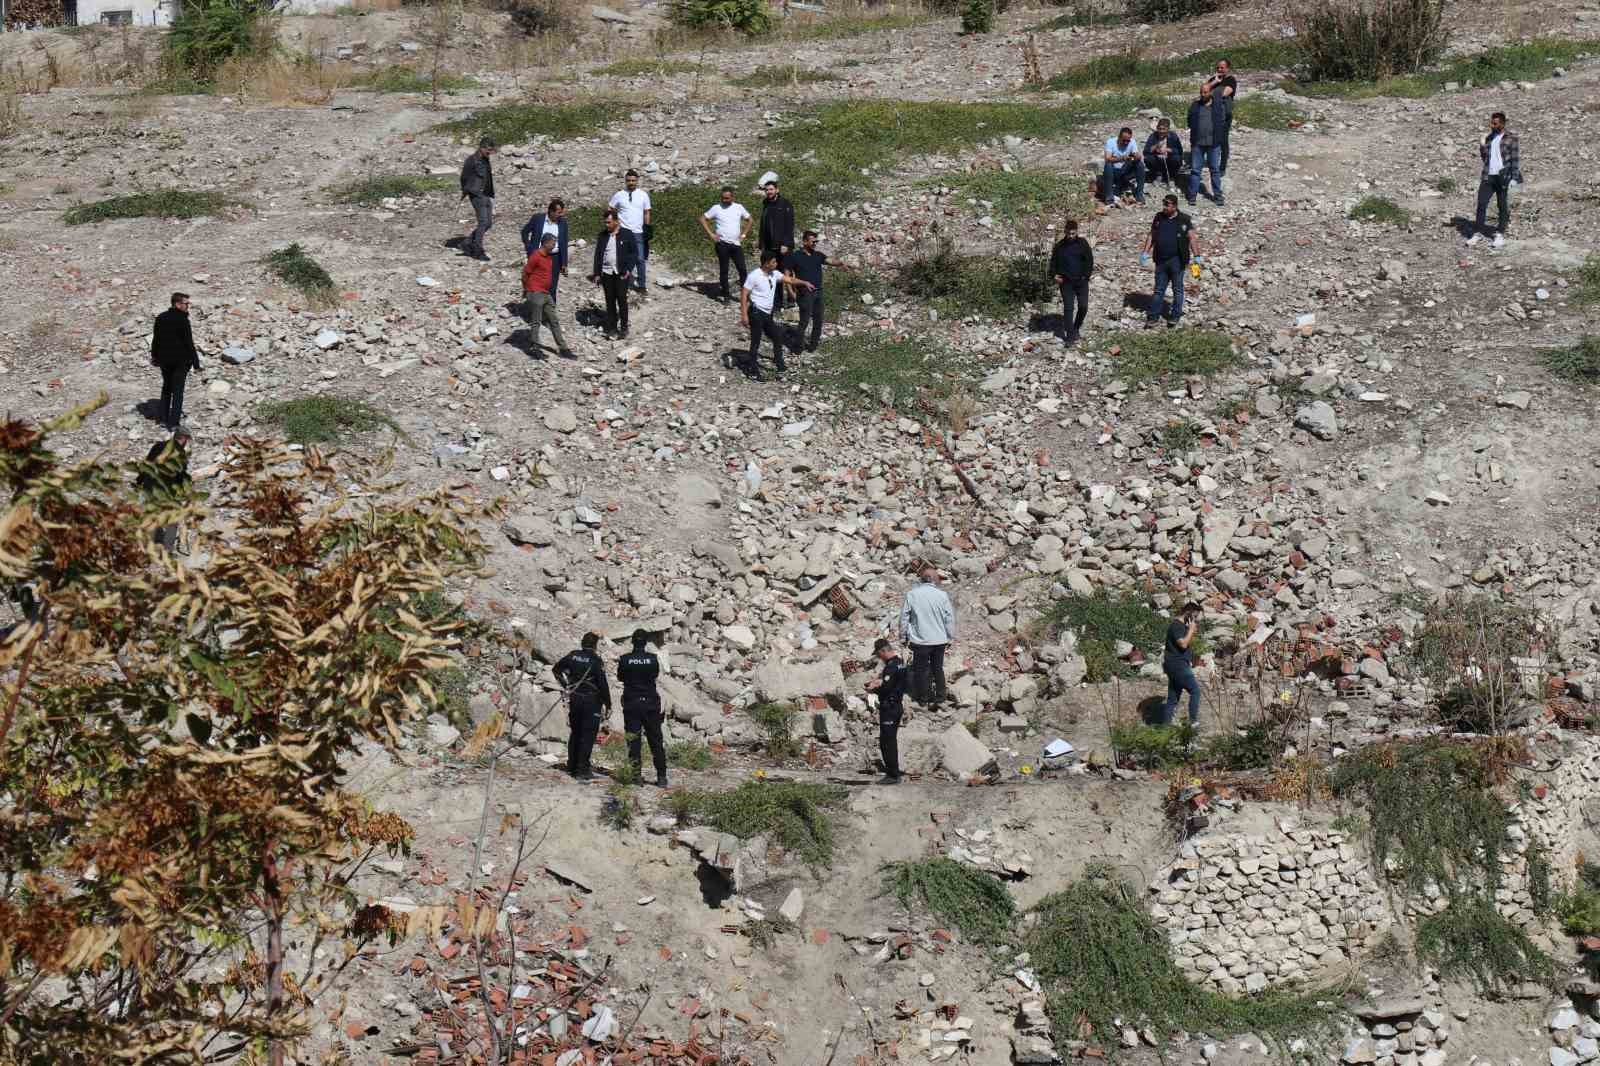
[588,209,638,340]
[150,292,201,430]
[520,197,570,301]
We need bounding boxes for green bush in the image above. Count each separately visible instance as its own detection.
[1129,0,1223,21]
[728,63,841,87]
[1046,38,1300,92]
[667,741,716,769]
[895,235,1053,318]
[667,781,848,866]
[329,174,455,205]
[1109,722,1196,768]
[256,395,402,445]
[1103,329,1241,387]
[925,167,1090,222]
[1347,195,1409,224]
[354,66,476,93]
[960,0,995,33]
[1409,594,1547,734]
[1159,419,1200,453]
[669,0,772,34]
[596,58,706,77]
[435,98,626,145]
[262,243,336,304]
[1291,38,1584,98]
[1295,0,1446,82]
[1036,591,1169,681]
[798,332,979,421]
[1543,337,1600,384]
[1414,896,1554,994]
[64,189,232,225]
[1231,96,1306,130]
[883,858,1015,943]
[747,701,802,760]
[1576,255,1600,305]
[164,0,273,79]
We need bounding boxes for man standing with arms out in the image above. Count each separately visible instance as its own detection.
[608,169,652,297]
[520,198,569,301]
[900,566,955,707]
[1187,82,1227,207]
[555,632,611,779]
[783,230,848,354]
[863,637,908,784]
[1050,219,1094,346]
[589,209,637,340]
[741,249,810,381]
[1101,126,1146,207]
[1161,602,1203,726]
[459,136,496,261]
[1204,59,1237,175]
[1141,194,1201,329]
[151,292,201,431]
[522,232,576,360]
[1144,117,1184,189]
[1472,112,1520,248]
[617,629,668,787]
[701,186,752,304]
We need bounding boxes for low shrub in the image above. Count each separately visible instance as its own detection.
[595,57,705,77]
[798,332,979,420]
[668,0,772,35]
[1347,195,1409,224]
[1129,0,1224,22]
[262,243,337,304]
[1159,419,1200,453]
[355,65,476,93]
[667,741,716,769]
[164,0,275,80]
[1295,0,1447,82]
[1414,896,1554,994]
[1231,96,1306,130]
[435,97,625,144]
[1542,337,1600,384]
[1577,255,1600,305]
[1035,591,1169,682]
[779,10,921,41]
[895,235,1054,318]
[63,188,233,225]
[960,0,995,34]
[1409,594,1548,734]
[883,858,1016,943]
[746,701,802,760]
[1103,329,1241,387]
[1047,38,1301,92]
[924,167,1089,222]
[256,395,402,445]
[330,174,455,205]
[1109,721,1196,768]
[667,781,849,866]
[728,63,840,87]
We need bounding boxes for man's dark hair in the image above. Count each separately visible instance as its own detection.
[802,229,818,240]
[1491,111,1507,124]
[1119,126,1133,136]
[604,208,619,221]
[1163,193,1179,206]
[873,637,891,655]
[548,197,565,212]
[478,136,497,150]
[1064,219,1078,234]
[763,179,778,188]
[541,231,558,243]
[581,632,599,650]
[720,185,734,195]
[625,168,639,178]
[631,628,650,645]
[171,292,188,307]
[1217,57,1230,68]
[761,250,779,266]
[1182,601,1202,618]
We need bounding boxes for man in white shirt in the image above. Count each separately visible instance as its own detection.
[1101,126,1147,207]
[740,249,811,381]
[608,169,652,297]
[700,186,752,303]
[899,566,955,706]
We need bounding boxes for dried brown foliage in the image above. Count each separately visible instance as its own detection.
[0,396,485,1064]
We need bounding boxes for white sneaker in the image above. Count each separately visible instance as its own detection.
[1492,233,1505,248]
[1465,233,1483,246]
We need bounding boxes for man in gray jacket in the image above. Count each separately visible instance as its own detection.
[899,566,955,706]
[460,136,497,261]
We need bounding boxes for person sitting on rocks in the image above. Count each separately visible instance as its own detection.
[1101,126,1147,207]
[1144,117,1185,188]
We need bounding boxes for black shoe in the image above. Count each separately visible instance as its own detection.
[877,774,902,785]
[617,329,629,340]
[557,348,576,359]
[775,359,787,374]
[1144,319,1159,330]
[1186,198,1197,206]
[805,342,818,353]
[743,363,764,382]
[655,774,669,788]
[1166,318,1179,329]
[1063,330,1080,344]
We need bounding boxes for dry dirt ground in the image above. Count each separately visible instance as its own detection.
[3,0,1600,1062]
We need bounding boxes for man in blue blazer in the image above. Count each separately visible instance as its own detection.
[521,198,570,300]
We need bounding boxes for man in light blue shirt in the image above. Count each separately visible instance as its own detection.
[900,566,956,706]
[1102,127,1147,207]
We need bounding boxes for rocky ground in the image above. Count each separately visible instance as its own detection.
[3,0,1600,1062]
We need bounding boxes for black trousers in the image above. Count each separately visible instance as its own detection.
[623,699,667,780]
[1219,136,1230,176]
[715,241,747,297]
[567,694,602,775]
[794,289,824,351]
[1476,173,1511,235]
[878,703,903,777]
[909,643,947,704]
[747,307,787,371]
[599,272,629,333]
[1146,153,1182,185]
[159,364,189,428]
[1059,279,1088,335]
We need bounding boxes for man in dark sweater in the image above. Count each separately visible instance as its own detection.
[617,629,668,787]
[782,230,850,354]
[1161,602,1202,725]
[864,637,909,783]
[1140,195,1201,328]
[555,632,611,779]
[758,179,796,313]
[150,292,201,431]
[1049,220,1094,345]
[1186,84,1228,207]
[459,136,496,260]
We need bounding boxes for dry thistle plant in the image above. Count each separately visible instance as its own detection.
[0,396,487,1066]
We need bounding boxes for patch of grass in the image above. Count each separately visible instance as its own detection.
[256,395,402,445]
[896,236,1055,319]
[1576,255,1600,305]
[747,701,802,760]
[798,332,980,420]
[1212,395,1249,421]
[781,11,922,41]
[1110,721,1196,769]
[744,913,796,948]
[1558,886,1600,936]
[823,265,888,324]
[1036,591,1168,682]
[1432,176,1458,194]
[1543,337,1600,384]
[354,66,477,94]
[1347,195,1409,224]
[1159,419,1200,453]
[728,63,840,87]
[1409,594,1548,734]
[1290,37,1591,99]
[435,97,626,145]
[1046,38,1302,92]
[139,73,215,95]
[922,166,1090,222]
[1415,896,1554,994]
[1231,96,1306,130]
[594,57,705,77]
[666,780,848,867]
[1026,864,1335,1049]
[668,740,716,769]
[329,174,455,205]
[63,188,232,226]
[1528,842,1552,917]
[883,857,1016,943]
[1027,8,1124,31]
[1103,329,1241,388]
[262,243,337,304]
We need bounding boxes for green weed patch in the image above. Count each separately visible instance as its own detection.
[667,780,848,867]
[64,189,233,225]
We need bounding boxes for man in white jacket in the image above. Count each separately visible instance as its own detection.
[899,566,955,706]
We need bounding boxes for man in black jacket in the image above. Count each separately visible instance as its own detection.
[588,209,638,339]
[864,637,908,783]
[151,292,201,431]
[616,629,668,786]
[1050,220,1094,346]
[136,427,192,554]
[1144,117,1185,188]
[758,180,795,313]
[555,632,611,779]
[459,136,496,260]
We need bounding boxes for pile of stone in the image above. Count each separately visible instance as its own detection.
[1341,995,1451,1066]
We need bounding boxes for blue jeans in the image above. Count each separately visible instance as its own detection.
[1162,660,1201,724]
[1188,145,1222,203]
[629,229,648,291]
[1102,158,1146,203]
[1149,256,1185,322]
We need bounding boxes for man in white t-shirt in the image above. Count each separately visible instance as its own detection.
[740,249,812,381]
[607,169,652,297]
[700,186,752,303]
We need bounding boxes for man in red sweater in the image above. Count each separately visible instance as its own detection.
[522,232,575,359]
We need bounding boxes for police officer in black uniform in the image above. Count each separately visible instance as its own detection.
[864,637,908,783]
[554,633,611,779]
[616,629,668,787]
